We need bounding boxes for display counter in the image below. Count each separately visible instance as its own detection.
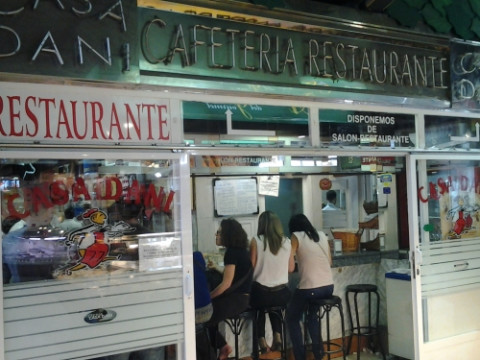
[332,249,401,267]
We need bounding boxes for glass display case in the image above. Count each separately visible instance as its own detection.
[413,155,480,351]
[0,150,192,360]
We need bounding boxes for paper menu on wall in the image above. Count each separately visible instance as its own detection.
[213,178,258,216]
[258,175,280,197]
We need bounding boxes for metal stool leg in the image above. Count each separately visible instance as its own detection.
[346,285,386,360]
[310,297,346,360]
[354,292,361,360]
[225,314,249,360]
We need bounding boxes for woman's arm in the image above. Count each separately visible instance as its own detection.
[327,240,333,266]
[210,264,235,299]
[289,234,298,273]
[250,238,257,268]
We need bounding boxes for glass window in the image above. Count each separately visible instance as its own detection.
[416,157,480,343]
[191,154,407,253]
[1,157,180,284]
[183,101,310,146]
[425,115,480,150]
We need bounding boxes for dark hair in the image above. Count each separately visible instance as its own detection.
[288,214,319,243]
[326,190,337,202]
[257,211,284,255]
[2,216,21,234]
[64,206,75,219]
[219,218,249,249]
[122,202,143,220]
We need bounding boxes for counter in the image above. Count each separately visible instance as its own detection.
[332,249,402,267]
[385,269,414,360]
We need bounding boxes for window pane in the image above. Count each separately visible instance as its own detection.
[1,158,180,284]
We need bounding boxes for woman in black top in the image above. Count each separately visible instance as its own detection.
[208,218,253,360]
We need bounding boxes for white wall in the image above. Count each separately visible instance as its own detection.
[194,176,263,253]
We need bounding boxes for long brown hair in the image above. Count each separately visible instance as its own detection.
[257,211,284,255]
[219,218,249,248]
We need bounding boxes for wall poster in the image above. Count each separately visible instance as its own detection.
[213,178,259,217]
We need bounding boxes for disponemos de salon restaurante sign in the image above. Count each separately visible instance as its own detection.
[138,8,449,99]
[319,109,415,148]
[0,83,171,145]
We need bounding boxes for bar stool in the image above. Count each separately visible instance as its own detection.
[252,305,288,360]
[224,309,256,360]
[345,284,386,360]
[306,295,347,360]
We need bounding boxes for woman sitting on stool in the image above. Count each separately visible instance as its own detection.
[208,218,253,360]
[249,211,295,354]
[286,214,334,360]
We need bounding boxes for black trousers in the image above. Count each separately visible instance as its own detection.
[249,282,291,337]
[207,293,250,349]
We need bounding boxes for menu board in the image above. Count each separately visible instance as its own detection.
[213,178,259,217]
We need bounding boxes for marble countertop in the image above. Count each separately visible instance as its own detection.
[332,249,401,267]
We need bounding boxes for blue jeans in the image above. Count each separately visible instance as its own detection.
[286,285,334,360]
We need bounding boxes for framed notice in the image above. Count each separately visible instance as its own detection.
[213,178,259,217]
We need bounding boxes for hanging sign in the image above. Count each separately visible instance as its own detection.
[451,39,480,111]
[0,0,138,82]
[139,7,449,99]
[0,82,171,145]
[319,109,415,148]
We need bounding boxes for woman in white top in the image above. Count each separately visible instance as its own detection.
[249,211,295,354]
[286,213,334,360]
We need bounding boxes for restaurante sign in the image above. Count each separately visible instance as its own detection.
[0,82,171,144]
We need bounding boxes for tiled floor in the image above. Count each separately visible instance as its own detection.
[346,353,383,359]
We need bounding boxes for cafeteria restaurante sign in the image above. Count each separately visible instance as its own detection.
[138,8,449,98]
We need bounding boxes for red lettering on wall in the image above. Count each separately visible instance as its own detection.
[164,190,175,212]
[57,100,74,139]
[2,176,176,218]
[418,186,428,203]
[30,185,53,213]
[0,96,6,136]
[90,101,106,139]
[145,184,166,211]
[50,180,69,205]
[25,96,39,137]
[109,104,125,140]
[95,177,122,200]
[9,95,22,136]
[125,179,143,205]
[125,104,141,140]
[72,177,91,201]
[157,104,170,140]
[6,193,29,219]
[143,103,155,140]
[38,97,55,138]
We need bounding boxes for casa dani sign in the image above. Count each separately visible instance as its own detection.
[0,1,449,100]
[0,0,138,82]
